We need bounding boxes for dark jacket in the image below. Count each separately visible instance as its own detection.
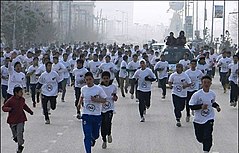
[2,95,33,124]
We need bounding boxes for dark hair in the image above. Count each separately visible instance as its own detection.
[123,55,128,61]
[76,59,84,64]
[201,75,212,81]
[33,57,39,61]
[105,55,111,59]
[45,61,52,67]
[53,56,58,60]
[190,59,197,63]
[13,86,23,95]
[14,61,21,68]
[84,71,93,78]
[63,53,68,57]
[101,71,111,78]
[132,54,138,58]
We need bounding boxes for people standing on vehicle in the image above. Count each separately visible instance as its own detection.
[36,61,62,124]
[72,59,88,119]
[189,75,221,153]
[185,59,203,122]
[2,86,33,153]
[26,57,40,107]
[179,52,191,71]
[99,71,118,149]
[217,50,232,93]
[77,72,107,153]
[228,55,238,107]
[176,31,186,46]
[165,32,177,46]
[119,55,129,97]
[154,54,169,99]
[132,59,156,122]
[128,54,140,100]
[168,63,191,127]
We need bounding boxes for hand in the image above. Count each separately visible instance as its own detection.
[77,103,81,111]
[182,84,189,89]
[201,104,208,110]
[30,112,34,115]
[112,94,118,101]
[91,96,98,102]
[216,106,221,112]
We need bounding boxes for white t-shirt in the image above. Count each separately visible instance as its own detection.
[100,84,117,113]
[128,61,140,79]
[209,53,218,67]
[154,61,169,79]
[72,67,88,88]
[132,68,156,92]
[27,65,39,84]
[99,62,117,80]
[7,63,26,95]
[189,89,216,124]
[88,60,102,79]
[119,60,128,78]
[1,65,9,86]
[81,85,107,116]
[68,59,76,73]
[52,62,66,81]
[168,72,192,97]
[38,70,61,96]
[185,69,203,92]
[218,57,232,73]
[36,64,46,76]
[60,60,71,79]
[179,59,190,71]
[197,63,209,76]
[205,58,213,70]
[228,63,238,84]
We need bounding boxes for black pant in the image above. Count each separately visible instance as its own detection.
[230,81,238,103]
[158,78,167,96]
[138,91,151,117]
[129,79,138,98]
[193,120,214,152]
[219,72,229,87]
[114,71,120,87]
[172,94,186,121]
[26,76,30,92]
[101,110,114,142]
[41,95,57,120]
[74,87,81,114]
[186,91,197,117]
[212,67,216,77]
[30,83,40,103]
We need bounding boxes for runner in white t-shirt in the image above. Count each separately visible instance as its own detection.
[189,75,221,153]
[228,55,238,107]
[119,55,129,97]
[168,63,191,127]
[77,72,107,153]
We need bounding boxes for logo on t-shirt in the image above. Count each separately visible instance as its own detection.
[201,109,210,117]
[46,83,53,91]
[175,85,182,92]
[86,104,96,112]
[103,101,111,109]
[141,81,148,88]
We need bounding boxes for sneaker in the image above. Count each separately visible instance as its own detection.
[176,121,181,127]
[233,101,237,107]
[91,139,96,147]
[131,94,134,99]
[122,94,125,97]
[108,135,112,143]
[146,106,150,109]
[186,116,190,122]
[102,141,107,149]
[230,102,235,106]
[61,99,65,102]
[125,88,128,94]
[136,99,139,102]
[140,117,145,122]
[162,96,166,99]
[17,145,24,153]
[13,137,18,143]
[33,102,36,108]
[45,120,50,124]
[76,114,82,120]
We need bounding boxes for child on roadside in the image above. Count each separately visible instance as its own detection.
[2,86,33,153]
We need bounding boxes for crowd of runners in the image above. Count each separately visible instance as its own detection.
[1,37,238,153]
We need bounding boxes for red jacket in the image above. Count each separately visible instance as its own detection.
[2,96,33,124]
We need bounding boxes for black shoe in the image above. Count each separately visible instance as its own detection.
[33,102,36,108]
[17,145,24,153]
[76,114,82,120]
[13,137,18,143]
[91,139,96,147]
[122,94,125,97]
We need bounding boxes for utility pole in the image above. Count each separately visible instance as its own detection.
[211,0,214,45]
[203,0,207,42]
[68,1,72,43]
[222,0,226,43]
[196,0,198,31]
[51,1,53,23]
[12,1,17,49]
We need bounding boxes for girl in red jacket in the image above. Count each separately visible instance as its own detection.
[2,86,33,153]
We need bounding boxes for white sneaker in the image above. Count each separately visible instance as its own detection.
[230,102,234,106]
[140,117,145,122]
[131,94,134,99]
[102,142,107,149]
[186,116,190,122]
[176,121,181,127]
[107,135,112,143]
[45,120,50,124]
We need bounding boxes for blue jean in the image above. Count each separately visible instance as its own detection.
[30,84,40,103]
[82,114,102,153]
[1,85,8,101]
